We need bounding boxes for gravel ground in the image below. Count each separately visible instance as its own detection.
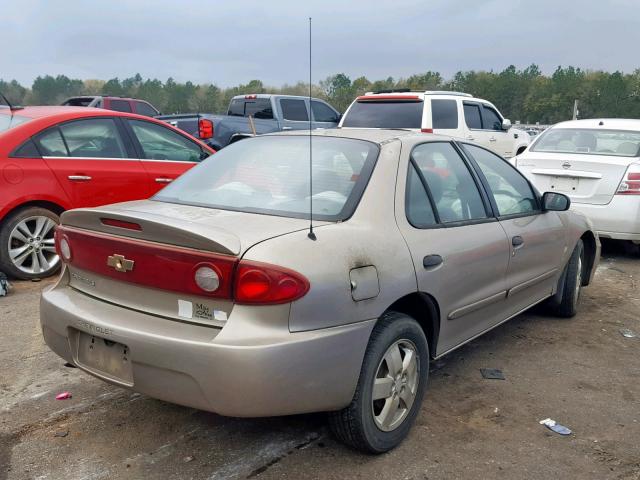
[1,240,639,480]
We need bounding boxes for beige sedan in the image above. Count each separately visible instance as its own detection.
[41,129,599,452]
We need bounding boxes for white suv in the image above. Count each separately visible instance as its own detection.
[339,90,530,158]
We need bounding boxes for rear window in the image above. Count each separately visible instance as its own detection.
[62,97,95,107]
[431,99,458,129]
[0,113,31,132]
[154,136,379,221]
[532,128,640,157]
[342,100,423,129]
[227,98,273,119]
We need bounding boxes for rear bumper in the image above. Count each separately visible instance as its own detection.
[572,196,640,241]
[40,282,374,417]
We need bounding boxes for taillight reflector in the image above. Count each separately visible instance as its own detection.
[198,118,214,139]
[235,260,310,305]
[100,218,142,231]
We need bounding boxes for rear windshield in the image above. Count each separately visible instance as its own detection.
[342,100,423,128]
[532,128,640,157]
[0,112,31,132]
[154,136,379,221]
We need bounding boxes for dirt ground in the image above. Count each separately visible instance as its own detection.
[1,240,639,480]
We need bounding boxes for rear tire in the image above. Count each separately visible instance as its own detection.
[329,312,429,453]
[0,207,60,280]
[549,239,584,318]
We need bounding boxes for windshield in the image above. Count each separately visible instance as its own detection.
[532,128,640,157]
[342,100,423,128]
[154,135,379,221]
[0,112,31,132]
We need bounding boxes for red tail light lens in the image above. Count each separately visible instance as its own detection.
[421,128,433,133]
[234,260,310,305]
[57,226,310,305]
[198,119,214,139]
[616,165,640,195]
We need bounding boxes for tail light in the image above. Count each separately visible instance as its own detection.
[234,260,309,305]
[616,164,640,195]
[57,226,310,305]
[421,128,433,133]
[198,119,214,139]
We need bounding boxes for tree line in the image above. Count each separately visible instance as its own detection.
[2,65,640,124]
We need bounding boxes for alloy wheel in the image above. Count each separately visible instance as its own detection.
[371,339,420,432]
[8,216,59,275]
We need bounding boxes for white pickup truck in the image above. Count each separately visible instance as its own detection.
[339,90,530,158]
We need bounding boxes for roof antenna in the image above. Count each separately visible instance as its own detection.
[0,92,23,113]
[307,16,316,241]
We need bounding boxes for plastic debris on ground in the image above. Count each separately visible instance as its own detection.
[539,418,572,435]
[183,456,194,463]
[0,272,10,297]
[55,392,72,400]
[620,328,637,338]
[480,368,505,380]
[54,430,69,438]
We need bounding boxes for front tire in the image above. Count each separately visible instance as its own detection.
[0,207,60,280]
[329,312,429,453]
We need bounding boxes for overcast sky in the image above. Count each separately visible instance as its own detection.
[3,0,640,87]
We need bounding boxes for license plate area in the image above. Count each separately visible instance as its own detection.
[550,176,579,192]
[71,329,134,386]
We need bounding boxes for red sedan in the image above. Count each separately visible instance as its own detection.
[0,106,215,279]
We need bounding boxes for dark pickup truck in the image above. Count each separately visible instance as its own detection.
[157,94,340,150]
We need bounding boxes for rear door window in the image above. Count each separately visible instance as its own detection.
[245,99,273,119]
[59,118,127,158]
[411,142,488,223]
[431,99,458,129]
[109,99,133,113]
[35,128,68,156]
[128,119,204,162]
[406,163,438,227]
[311,101,339,122]
[342,100,423,128]
[463,103,482,129]
[280,99,309,121]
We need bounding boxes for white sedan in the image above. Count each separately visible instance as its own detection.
[515,119,640,245]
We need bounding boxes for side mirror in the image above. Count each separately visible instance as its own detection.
[542,192,571,211]
[502,118,512,130]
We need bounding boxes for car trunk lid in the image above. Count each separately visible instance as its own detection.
[59,200,318,326]
[517,152,636,205]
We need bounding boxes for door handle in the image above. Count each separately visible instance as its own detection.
[282,126,292,130]
[155,177,174,183]
[489,137,497,142]
[512,236,524,247]
[423,254,443,268]
[68,175,92,181]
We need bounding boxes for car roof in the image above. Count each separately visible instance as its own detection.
[551,118,640,131]
[273,128,454,145]
[0,105,145,120]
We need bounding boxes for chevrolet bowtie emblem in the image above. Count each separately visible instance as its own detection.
[107,254,134,272]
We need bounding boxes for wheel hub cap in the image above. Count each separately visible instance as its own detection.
[371,339,419,432]
[8,216,59,275]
